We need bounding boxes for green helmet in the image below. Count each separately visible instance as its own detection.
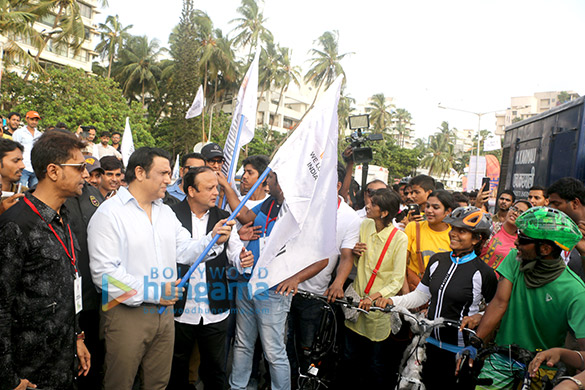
[515,206,582,251]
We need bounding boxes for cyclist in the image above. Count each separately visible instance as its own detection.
[461,207,585,389]
[381,206,498,390]
[480,199,532,272]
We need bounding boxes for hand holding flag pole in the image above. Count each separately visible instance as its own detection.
[158,166,272,314]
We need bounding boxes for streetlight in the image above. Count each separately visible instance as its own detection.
[438,104,505,190]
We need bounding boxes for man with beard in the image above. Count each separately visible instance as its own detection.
[0,131,91,390]
[494,189,515,223]
[4,112,21,137]
[457,207,585,389]
[0,139,26,215]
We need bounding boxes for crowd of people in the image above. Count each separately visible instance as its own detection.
[1,110,585,390]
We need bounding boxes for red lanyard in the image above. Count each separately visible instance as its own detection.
[264,200,278,235]
[23,197,77,272]
[337,198,341,209]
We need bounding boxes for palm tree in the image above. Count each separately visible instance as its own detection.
[304,31,352,112]
[337,91,355,139]
[0,0,43,79]
[257,39,279,111]
[230,0,273,59]
[366,93,394,133]
[394,108,412,147]
[420,133,456,178]
[22,0,92,81]
[116,35,164,108]
[95,14,133,78]
[437,121,456,141]
[268,45,301,136]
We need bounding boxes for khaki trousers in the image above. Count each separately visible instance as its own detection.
[100,304,174,390]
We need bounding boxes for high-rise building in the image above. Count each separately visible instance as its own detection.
[0,0,100,75]
[495,91,580,135]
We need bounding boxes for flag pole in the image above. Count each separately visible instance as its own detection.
[158,166,272,314]
[221,114,246,209]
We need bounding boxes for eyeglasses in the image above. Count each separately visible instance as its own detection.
[517,232,537,246]
[207,158,224,165]
[509,206,522,214]
[59,162,88,172]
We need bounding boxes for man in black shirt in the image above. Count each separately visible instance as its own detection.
[0,131,91,390]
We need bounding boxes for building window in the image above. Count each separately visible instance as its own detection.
[39,13,56,28]
[79,2,92,19]
[283,117,298,130]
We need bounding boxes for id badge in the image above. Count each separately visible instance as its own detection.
[259,236,267,255]
[74,275,83,314]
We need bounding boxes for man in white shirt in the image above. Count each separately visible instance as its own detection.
[88,147,235,390]
[168,167,253,390]
[96,131,122,159]
[12,110,43,187]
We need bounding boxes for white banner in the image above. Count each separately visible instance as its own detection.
[248,76,343,292]
[467,155,486,191]
[222,49,260,182]
[185,85,204,119]
[483,136,502,152]
[121,117,135,168]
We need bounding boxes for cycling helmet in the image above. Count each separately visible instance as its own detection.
[515,206,582,251]
[443,206,493,237]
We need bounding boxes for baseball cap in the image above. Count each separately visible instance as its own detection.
[26,111,41,119]
[85,156,104,174]
[201,143,224,160]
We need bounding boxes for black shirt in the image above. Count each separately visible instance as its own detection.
[0,192,80,390]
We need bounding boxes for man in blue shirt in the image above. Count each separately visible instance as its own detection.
[167,152,205,202]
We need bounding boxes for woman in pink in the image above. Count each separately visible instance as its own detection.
[480,200,532,270]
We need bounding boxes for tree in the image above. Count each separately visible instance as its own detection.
[366,93,394,133]
[116,35,164,108]
[304,31,352,114]
[394,108,412,147]
[337,91,355,139]
[23,0,92,81]
[557,91,571,104]
[230,0,273,60]
[1,67,154,147]
[95,14,133,78]
[420,132,455,178]
[268,46,301,136]
[369,137,418,180]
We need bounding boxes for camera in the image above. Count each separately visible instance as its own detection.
[345,114,383,164]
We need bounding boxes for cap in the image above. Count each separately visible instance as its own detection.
[26,111,41,119]
[85,156,104,174]
[201,143,224,160]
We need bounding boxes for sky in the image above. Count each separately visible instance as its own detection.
[97,0,585,139]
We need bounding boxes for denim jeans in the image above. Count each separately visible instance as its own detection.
[229,285,292,390]
[19,169,37,188]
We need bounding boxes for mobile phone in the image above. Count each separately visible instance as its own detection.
[481,177,491,192]
[407,203,420,216]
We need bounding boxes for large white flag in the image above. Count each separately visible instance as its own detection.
[249,76,343,292]
[185,85,204,119]
[221,49,260,181]
[121,117,135,168]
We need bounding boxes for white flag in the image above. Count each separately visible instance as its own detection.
[172,154,180,182]
[248,76,343,292]
[483,136,502,152]
[222,49,260,181]
[121,117,135,168]
[185,85,204,119]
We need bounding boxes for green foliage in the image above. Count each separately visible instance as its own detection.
[247,125,285,158]
[369,137,418,180]
[557,91,571,104]
[1,67,153,147]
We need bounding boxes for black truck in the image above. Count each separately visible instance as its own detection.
[499,96,585,199]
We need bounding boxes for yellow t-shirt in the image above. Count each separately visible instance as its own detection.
[405,220,451,276]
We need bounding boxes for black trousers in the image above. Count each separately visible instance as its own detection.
[167,317,228,390]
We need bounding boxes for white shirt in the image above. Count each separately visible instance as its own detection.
[175,210,245,325]
[12,126,42,171]
[97,143,122,159]
[88,186,223,306]
[299,197,361,294]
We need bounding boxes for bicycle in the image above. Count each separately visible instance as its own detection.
[294,289,392,390]
[470,344,567,390]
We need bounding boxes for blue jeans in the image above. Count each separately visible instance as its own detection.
[19,169,37,188]
[229,286,292,390]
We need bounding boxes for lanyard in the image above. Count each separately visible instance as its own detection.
[337,198,341,209]
[23,197,77,272]
[264,200,278,236]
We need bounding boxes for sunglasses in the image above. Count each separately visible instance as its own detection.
[509,206,523,214]
[59,162,88,172]
[207,158,224,165]
[517,233,537,246]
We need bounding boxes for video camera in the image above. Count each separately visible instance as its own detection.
[345,114,383,164]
